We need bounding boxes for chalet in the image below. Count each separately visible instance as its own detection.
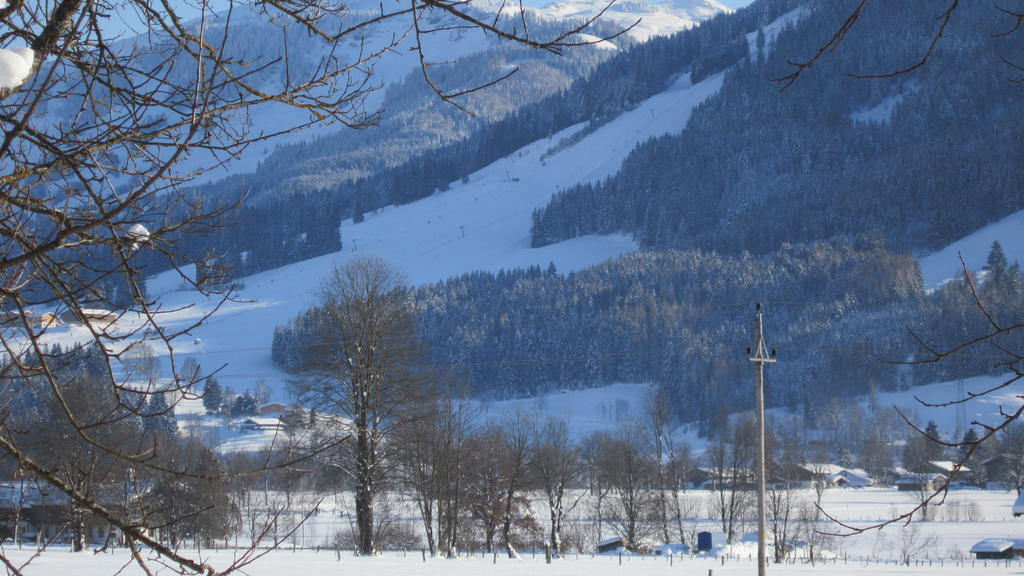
[835,468,874,488]
[925,457,970,479]
[35,313,60,329]
[896,472,947,492]
[692,467,756,490]
[60,308,117,327]
[970,538,1024,559]
[0,483,122,546]
[239,417,284,432]
[789,463,874,488]
[597,537,628,554]
[258,403,288,416]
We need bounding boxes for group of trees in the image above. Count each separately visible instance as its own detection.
[135,0,812,283]
[276,238,923,428]
[531,1,1024,259]
[0,0,625,572]
[3,344,237,552]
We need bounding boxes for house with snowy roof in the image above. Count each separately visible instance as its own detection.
[911,460,973,486]
[239,417,284,432]
[895,472,946,492]
[970,538,1024,559]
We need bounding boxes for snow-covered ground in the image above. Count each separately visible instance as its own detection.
[10,547,1024,576]
[8,486,1024,575]
[745,6,809,59]
[36,66,726,401]
[919,209,1024,291]
[536,0,732,42]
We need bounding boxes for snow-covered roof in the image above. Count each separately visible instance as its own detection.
[970,538,1023,553]
[799,463,845,475]
[929,460,971,473]
[242,417,283,427]
[896,473,946,484]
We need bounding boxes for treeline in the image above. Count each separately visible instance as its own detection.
[273,240,1024,429]
[3,343,234,551]
[531,0,1024,256]
[273,239,924,424]
[141,0,808,280]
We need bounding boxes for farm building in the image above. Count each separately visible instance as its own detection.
[970,538,1024,559]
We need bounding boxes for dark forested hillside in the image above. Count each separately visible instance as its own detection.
[274,240,930,426]
[531,1,1024,256]
[145,0,807,280]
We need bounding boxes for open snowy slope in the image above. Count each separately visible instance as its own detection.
[536,0,731,41]
[919,209,1024,290]
[92,69,727,400]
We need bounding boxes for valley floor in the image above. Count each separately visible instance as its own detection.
[4,547,1022,576]
[8,487,1022,575]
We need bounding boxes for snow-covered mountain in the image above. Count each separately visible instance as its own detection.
[535,0,732,41]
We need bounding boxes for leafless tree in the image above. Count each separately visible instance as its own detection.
[291,256,429,555]
[897,521,938,566]
[706,418,756,544]
[796,499,832,566]
[393,379,475,557]
[0,0,619,570]
[766,480,800,563]
[498,413,534,558]
[999,423,1024,495]
[531,417,584,558]
[596,425,655,550]
[434,391,473,558]
[465,423,506,554]
[818,261,1024,536]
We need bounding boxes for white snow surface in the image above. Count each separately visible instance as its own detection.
[535,0,731,42]
[0,47,33,90]
[745,6,809,60]
[35,67,725,401]
[919,209,1024,290]
[9,486,1024,574]
[850,92,904,125]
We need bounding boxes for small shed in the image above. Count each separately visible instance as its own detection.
[896,473,946,492]
[239,417,284,432]
[259,403,287,416]
[597,537,628,554]
[970,538,1024,559]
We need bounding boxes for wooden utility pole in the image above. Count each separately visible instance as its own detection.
[748,303,775,576]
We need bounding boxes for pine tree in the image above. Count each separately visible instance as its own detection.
[986,241,1009,280]
[143,394,178,436]
[203,377,224,414]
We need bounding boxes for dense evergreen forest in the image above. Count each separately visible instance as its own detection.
[531,1,1024,255]
[272,241,1024,429]
[138,0,805,279]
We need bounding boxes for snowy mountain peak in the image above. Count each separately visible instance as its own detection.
[535,0,731,41]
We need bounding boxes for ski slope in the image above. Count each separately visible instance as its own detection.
[919,209,1024,290]
[537,0,731,42]
[54,68,727,401]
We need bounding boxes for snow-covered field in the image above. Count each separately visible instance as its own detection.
[919,209,1024,291]
[7,486,1024,575]
[7,548,1024,576]
[168,369,1023,455]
